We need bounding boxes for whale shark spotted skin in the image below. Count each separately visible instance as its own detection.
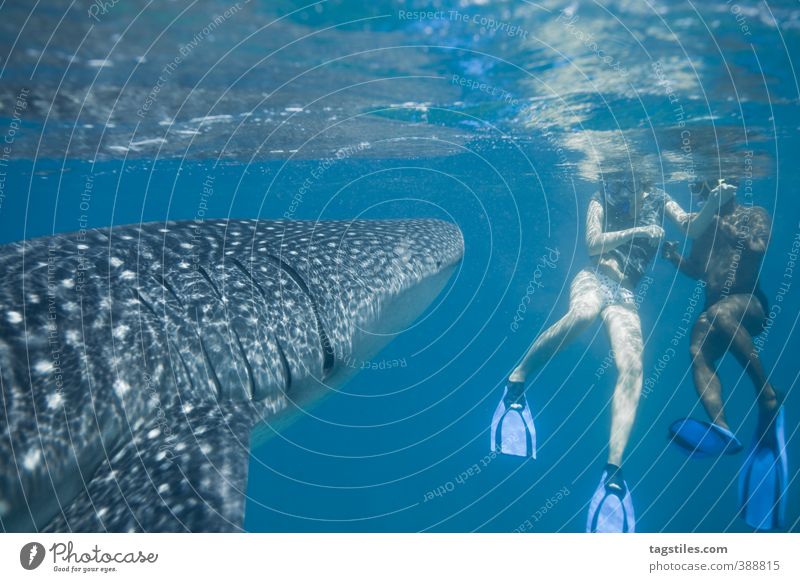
[0,218,463,532]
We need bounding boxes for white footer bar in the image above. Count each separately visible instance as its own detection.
[1,533,796,581]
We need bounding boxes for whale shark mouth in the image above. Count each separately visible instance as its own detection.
[0,218,463,532]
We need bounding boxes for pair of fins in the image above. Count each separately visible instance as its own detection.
[490,381,634,532]
[669,408,788,531]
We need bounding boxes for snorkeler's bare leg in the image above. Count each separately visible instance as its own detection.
[690,312,728,429]
[509,270,604,383]
[602,303,644,467]
[703,295,779,419]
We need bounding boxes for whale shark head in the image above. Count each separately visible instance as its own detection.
[236,218,463,435]
[270,219,463,391]
[0,217,463,532]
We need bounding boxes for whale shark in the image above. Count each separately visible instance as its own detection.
[0,218,463,532]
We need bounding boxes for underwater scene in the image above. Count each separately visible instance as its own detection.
[0,0,798,533]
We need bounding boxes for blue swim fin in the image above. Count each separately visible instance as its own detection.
[586,464,635,533]
[739,407,788,531]
[669,418,743,458]
[490,381,536,458]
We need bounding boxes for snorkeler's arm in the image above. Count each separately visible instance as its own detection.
[662,241,704,279]
[664,195,694,232]
[674,254,704,279]
[670,182,737,238]
[585,196,659,256]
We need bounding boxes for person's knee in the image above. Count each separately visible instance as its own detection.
[704,303,742,330]
[748,298,767,322]
[624,359,643,382]
[614,350,643,383]
[689,328,706,359]
[715,311,742,334]
[704,303,723,319]
[689,331,716,361]
[691,314,712,346]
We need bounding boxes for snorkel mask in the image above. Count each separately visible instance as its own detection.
[608,181,635,214]
[609,178,651,215]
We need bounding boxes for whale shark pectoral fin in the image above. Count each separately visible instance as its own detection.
[43,404,255,532]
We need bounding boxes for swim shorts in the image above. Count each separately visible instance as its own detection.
[594,271,636,309]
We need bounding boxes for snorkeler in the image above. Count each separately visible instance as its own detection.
[492,179,716,533]
[663,179,786,531]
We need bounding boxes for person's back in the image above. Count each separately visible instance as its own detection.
[688,201,771,305]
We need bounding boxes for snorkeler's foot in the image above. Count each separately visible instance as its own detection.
[586,464,635,533]
[490,380,536,458]
[756,391,780,427]
[504,378,525,407]
[668,418,743,458]
[739,406,788,531]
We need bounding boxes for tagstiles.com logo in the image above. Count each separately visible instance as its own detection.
[19,541,158,573]
[20,542,46,570]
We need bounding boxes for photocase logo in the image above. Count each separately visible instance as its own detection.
[20,542,46,570]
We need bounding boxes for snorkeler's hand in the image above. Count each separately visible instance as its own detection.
[709,180,736,206]
[636,225,665,246]
[662,240,680,262]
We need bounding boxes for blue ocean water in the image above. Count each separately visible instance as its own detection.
[1,0,798,532]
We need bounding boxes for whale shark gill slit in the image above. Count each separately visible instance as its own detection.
[194,307,224,400]
[171,338,197,394]
[274,335,293,395]
[196,265,222,301]
[131,287,159,319]
[158,275,183,308]
[231,329,257,401]
[228,256,293,396]
[263,253,335,377]
[229,257,264,296]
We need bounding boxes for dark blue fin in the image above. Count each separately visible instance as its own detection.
[739,407,788,531]
[586,465,635,533]
[669,418,743,458]
[490,381,536,458]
